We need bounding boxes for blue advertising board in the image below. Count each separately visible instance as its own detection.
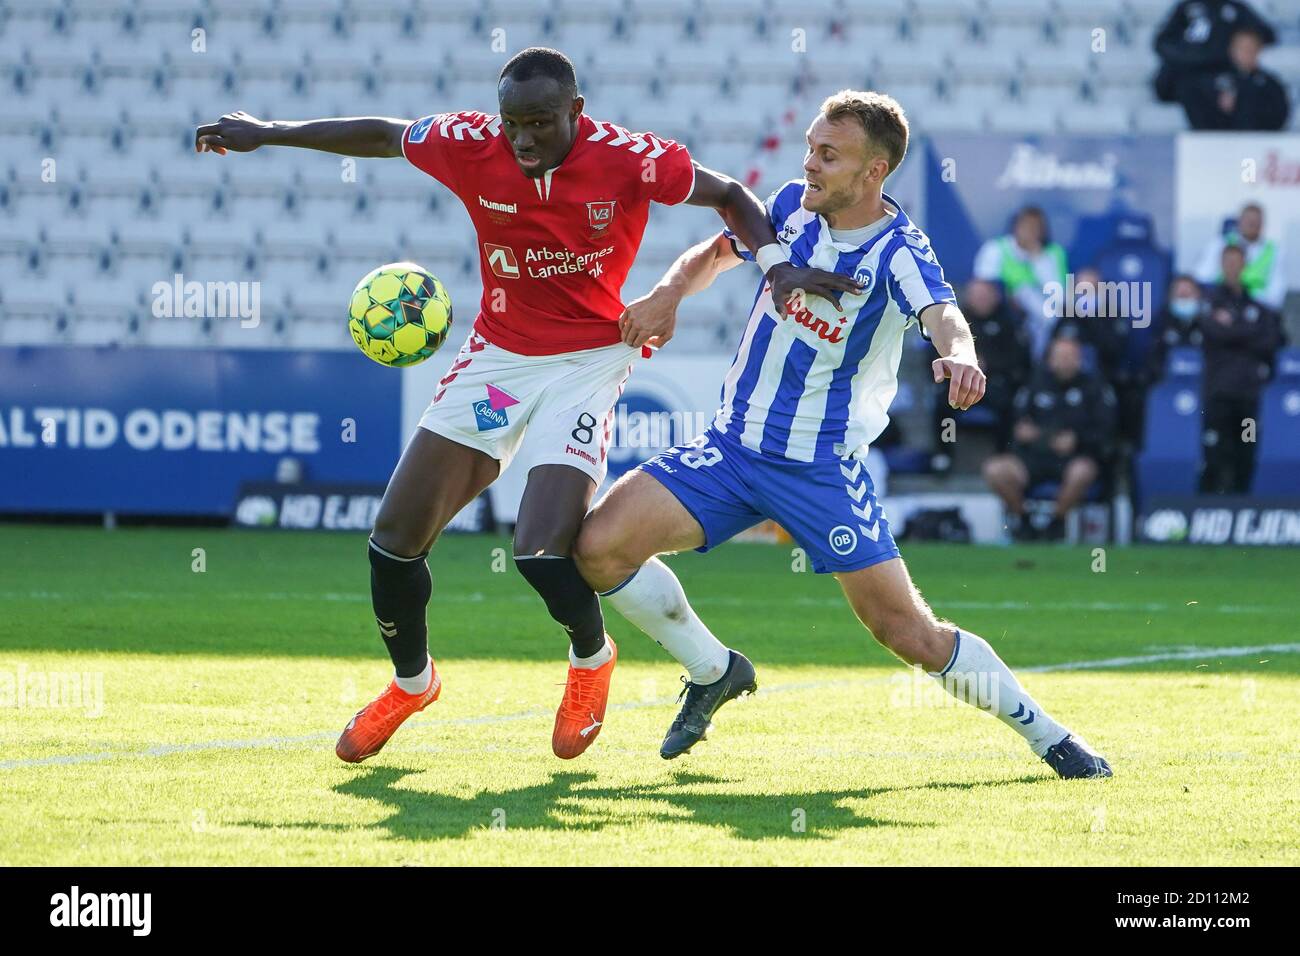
[0,348,403,516]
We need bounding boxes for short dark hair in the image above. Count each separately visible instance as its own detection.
[500,47,578,98]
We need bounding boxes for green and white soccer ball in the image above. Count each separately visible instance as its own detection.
[347,262,452,367]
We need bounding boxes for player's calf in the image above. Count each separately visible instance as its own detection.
[838,560,1112,777]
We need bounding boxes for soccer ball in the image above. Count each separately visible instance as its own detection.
[347,262,452,367]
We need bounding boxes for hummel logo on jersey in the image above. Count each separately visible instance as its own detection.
[484,243,519,279]
[478,196,517,214]
[779,223,799,243]
[903,230,939,264]
[408,115,436,144]
[586,119,666,157]
[579,714,603,737]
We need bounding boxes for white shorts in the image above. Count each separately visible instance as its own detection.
[418,330,639,485]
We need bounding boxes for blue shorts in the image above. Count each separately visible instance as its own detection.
[638,425,900,574]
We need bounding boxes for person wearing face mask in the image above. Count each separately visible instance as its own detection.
[1146,275,1207,385]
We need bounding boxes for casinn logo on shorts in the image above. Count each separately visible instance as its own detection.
[587,201,616,232]
[484,243,520,279]
[473,383,520,431]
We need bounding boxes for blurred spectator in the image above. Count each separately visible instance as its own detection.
[1053,267,1143,449]
[1199,245,1286,494]
[982,337,1118,541]
[1175,27,1290,130]
[1153,0,1276,103]
[1053,267,1128,378]
[1194,202,1286,308]
[973,206,1067,359]
[1145,274,1208,383]
[939,279,1031,451]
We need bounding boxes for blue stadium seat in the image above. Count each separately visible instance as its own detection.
[1136,353,1203,501]
[1254,348,1300,497]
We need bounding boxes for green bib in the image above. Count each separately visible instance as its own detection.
[998,237,1066,293]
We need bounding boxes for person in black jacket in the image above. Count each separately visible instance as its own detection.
[1176,26,1290,130]
[935,278,1031,453]
[983,336,1118,540]
[1153,0,1276,102]
[1146,274,1207,385]
[1199,245,1286,494]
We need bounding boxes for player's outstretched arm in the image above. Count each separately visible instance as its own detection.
[685,164,862,316]
[921,302,986,411]
[619,233,741,349]
[195,111,409,158]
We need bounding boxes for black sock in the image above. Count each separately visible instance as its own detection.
[368,537,432,678]
[513,555,606,658]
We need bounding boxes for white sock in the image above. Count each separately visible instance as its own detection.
[394,657,433,696]
[569,635,613,670]
[929,630,1068,757]
[602,558,730,685]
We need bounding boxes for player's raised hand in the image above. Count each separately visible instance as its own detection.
[766,263,863,318]
[195,111,271,154]
[619,288,679,350]
[932,355,986,411]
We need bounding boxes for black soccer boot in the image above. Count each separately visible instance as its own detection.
[660,650,758,760]
[1043,734,1113,779]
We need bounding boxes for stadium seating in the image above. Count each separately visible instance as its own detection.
[1254,347,1300,497]
[1135,346,1205,502]
[0,0,1296,362]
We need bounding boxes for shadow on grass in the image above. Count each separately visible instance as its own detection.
[234,766,1046,843]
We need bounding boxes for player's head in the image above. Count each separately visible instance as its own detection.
[498,47,584,178]
[802,90,908,219]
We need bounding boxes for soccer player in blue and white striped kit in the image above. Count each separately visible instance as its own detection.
[575,91,1112,779]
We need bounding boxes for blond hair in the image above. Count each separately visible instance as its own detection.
[819,90,909,174]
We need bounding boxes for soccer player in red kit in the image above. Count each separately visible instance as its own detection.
[196,47,856,762]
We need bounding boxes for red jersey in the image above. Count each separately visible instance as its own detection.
[401,111,696,356]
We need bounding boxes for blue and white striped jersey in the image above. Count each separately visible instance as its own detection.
[718,181,955,462]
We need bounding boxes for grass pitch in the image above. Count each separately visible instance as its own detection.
[1,526,1296,866]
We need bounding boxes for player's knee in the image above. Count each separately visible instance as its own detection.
[572,521,628,592]
[370,515,425,559]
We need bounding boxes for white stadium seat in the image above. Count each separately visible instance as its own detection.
[0,0,1203,349]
